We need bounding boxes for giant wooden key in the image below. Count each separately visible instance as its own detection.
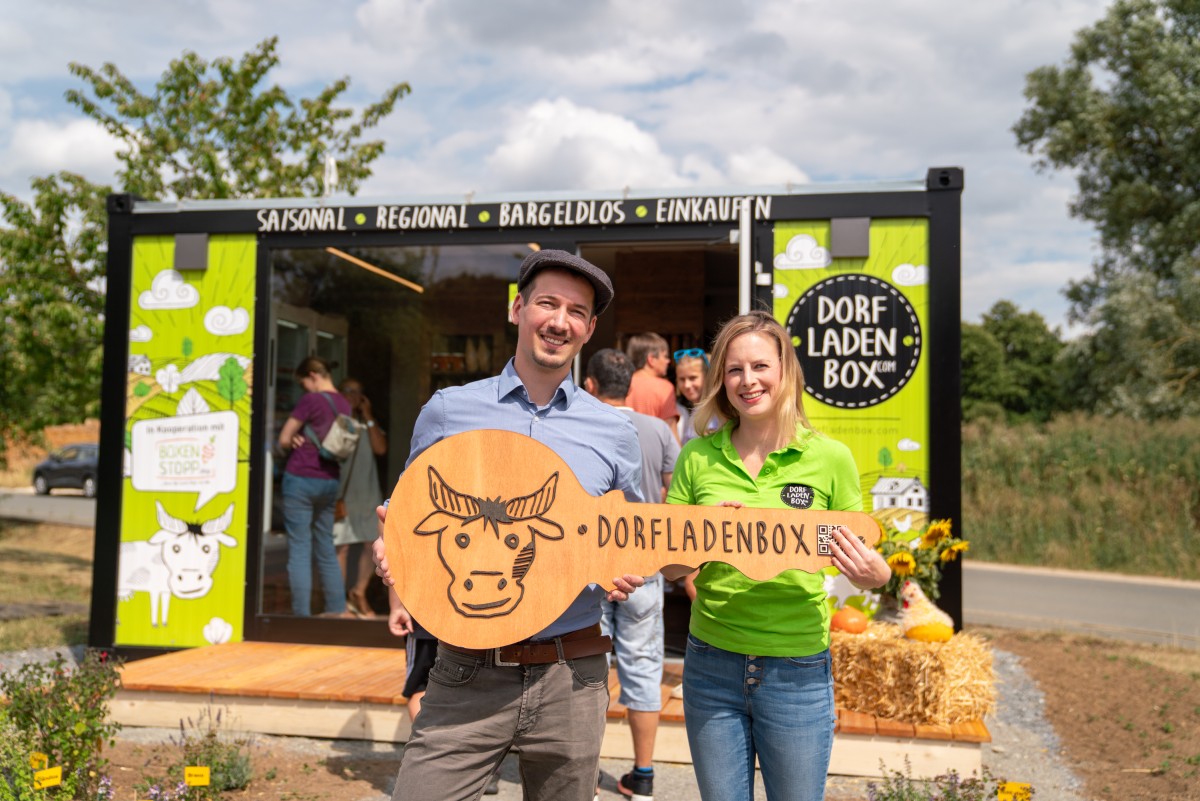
[384,429,882,648]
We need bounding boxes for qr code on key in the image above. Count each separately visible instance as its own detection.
[816,524,836,556]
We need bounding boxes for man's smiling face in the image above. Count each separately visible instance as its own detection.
[511,267,597,377]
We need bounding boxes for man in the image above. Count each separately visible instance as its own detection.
[624,332,680,436]
[584,349,679,801]
[374,249,646,801]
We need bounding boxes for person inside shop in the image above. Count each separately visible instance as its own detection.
[661,310,891,801]
[277,356,353,618]
[625,332,680,437]
[584,348,679,801]
[333,377,388,616]
[373,249,647,801]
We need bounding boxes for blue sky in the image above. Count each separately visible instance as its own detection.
[0,0,1111,333]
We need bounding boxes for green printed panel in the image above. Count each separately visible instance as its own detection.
[772,219,931,613]
[117,235,256,647]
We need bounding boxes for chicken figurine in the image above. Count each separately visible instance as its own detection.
[898,580,954,642]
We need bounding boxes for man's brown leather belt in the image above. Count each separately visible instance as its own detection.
[439,624,611,667]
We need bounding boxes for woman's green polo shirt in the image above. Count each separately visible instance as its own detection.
[666,422,862,657]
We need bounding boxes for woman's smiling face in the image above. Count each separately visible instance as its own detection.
[722,331,781,422]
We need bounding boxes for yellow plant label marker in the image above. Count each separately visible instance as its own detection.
[997,782,1032,801]
[29,752,49,770]
[33,766,62,789]
[184,766,211,786]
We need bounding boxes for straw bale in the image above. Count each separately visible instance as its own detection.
[830,621,995,725]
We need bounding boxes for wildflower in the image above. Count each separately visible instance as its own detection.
[886,552,916,575]
[941,541,969,562]
[920,518,953,548]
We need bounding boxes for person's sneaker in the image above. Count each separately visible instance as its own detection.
[484,772,500,795]
[617,769,653,801]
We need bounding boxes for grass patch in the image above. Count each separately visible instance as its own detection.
[0,519,93,651]
[963,413,1200,580]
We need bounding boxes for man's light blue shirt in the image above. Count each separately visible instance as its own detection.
[405,358,644,639]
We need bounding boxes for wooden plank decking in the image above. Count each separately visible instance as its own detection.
[114,641,989,778]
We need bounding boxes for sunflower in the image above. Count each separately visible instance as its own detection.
[920,518,953,548]
[940,540,969,562]
[886,552,916,576]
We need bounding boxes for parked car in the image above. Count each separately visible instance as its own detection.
[32,443,99,498]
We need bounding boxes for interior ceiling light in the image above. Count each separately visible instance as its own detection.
[326,247,424,294]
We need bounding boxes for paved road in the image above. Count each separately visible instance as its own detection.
[963,560,1200,650]
[0,487,96,528]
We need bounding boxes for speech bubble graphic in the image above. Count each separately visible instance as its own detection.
[131,411,239,511]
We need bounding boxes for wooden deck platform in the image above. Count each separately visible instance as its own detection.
[114,641,989,778]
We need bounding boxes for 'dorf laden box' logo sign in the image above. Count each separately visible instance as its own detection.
[786,273,921,409]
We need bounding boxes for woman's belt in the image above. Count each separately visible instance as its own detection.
[439,623,611,666]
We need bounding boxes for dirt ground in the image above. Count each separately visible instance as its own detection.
[92,625,1200,801]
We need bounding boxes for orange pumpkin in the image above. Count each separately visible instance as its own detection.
[830,607,868,634]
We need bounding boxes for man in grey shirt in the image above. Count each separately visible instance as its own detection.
[584,348,679,801]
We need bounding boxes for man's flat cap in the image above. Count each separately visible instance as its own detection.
[516,249,614,316]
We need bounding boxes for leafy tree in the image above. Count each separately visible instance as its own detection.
[0,38,410,458]
[0,173,109,445]
[878,447,893,471]
[1013,0,1200,417]
[980,301,1065,420]
[65,37,410,200]
[961,321,1016,422]
[961,302,1066,422]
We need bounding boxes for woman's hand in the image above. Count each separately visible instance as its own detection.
[829,524,891,590]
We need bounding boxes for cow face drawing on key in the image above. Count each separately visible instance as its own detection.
[415,467,564,617]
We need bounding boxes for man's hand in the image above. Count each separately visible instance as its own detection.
[606,573,646,603]
[830,524,891,590]
[373,503,393,586]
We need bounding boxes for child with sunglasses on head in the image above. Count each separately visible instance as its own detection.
[674,348,720,446]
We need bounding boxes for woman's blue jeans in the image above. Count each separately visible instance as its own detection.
[282,472,345,616]
[682,633,835,801]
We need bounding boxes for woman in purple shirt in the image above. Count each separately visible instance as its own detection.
[277,356,353,617]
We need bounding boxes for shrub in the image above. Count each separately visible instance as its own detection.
[0,651,121,799]
[136,705,254,801]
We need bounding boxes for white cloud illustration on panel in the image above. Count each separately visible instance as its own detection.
[773,234,831,270]
[139,270,200,310]
[891,263,928,287]
[130,325,153,342]
[204,306,249,336]
[898,438,921,451]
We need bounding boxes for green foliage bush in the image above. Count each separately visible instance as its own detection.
[0,651,121,799]
[136,705,253,801]
[963,413,1200,579]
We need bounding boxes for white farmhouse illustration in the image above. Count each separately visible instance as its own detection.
[869,476,929,512]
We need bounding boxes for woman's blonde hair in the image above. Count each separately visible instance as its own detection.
[692,311,812,446]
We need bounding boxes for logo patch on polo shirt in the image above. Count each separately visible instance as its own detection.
[780,484,815,509]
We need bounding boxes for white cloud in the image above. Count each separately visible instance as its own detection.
[485,98,685,191]
[0,118,122,188]
[139,270,200,311]
[774,234,831,271]
[130,325,153,342]
[898,438,921,452]
[0,0,1118,334]
[204,306,250,336]
[891,264,928,287]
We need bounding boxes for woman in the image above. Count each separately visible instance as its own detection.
[664,311,890,801]
[333,378,388,616]
[673,348,719,445]
[277,356,353,617]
